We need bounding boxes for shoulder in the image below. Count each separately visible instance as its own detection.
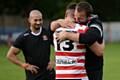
[88,15,103,36]
[88,15,102,26]
[88,15,103,29]
[16,30,30,40]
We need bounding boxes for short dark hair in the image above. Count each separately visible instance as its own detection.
[76,2,93,16]
[66,3,76,10]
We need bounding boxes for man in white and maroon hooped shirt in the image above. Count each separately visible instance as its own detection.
[51,3,88,80]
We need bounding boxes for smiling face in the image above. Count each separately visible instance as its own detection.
[28,10,43,31]
[74,2,93,23]
[74,8,87,22]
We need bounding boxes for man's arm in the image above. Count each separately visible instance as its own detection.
[51,20,60,31]
[56,27,100,44]
[6,46,39,74]
[55,27,104,56]
[6,46,23,67]
[51,19,75,31]
[56,31,104,56]
[78,27,101,45]
[55,30,79,42]
[51,19,66,31]
[90,40,105,56]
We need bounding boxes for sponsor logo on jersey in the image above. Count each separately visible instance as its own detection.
[56,58,77,64]
[42,35,48,41]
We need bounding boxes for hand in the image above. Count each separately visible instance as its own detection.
[21,63,39,74]
[47,61,55,70]
[55,31,68,43]
[57,19,68,28]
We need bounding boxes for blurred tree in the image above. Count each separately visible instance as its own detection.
[87,0,120,21]
[0,0,119,21]
[0,0,83,19]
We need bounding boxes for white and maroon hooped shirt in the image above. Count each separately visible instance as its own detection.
[53,24,89,80]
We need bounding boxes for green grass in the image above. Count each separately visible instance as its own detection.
[0,43,120,80]
[0,45,25,80]
[103,43,120,80]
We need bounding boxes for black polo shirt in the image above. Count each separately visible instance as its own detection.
[13,27,53,80]
[78,15,103,71]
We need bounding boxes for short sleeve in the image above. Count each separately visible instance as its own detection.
[88,19,103,37]
[89,24,102,37]
[13,34,24,49]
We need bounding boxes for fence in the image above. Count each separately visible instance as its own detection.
[0,16,120,44]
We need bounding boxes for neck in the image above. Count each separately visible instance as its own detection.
[30,26,40,33]
[30,26,42,36]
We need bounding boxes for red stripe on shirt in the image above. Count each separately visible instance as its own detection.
[77,59,85,63]
[56,52,85,56]
[56,66,85,70]
[56,73,87,78]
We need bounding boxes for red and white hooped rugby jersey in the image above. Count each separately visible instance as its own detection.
[53,24,89,80]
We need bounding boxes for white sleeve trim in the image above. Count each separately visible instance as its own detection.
[90,24,102,37]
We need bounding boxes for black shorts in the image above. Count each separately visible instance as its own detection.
[87,69,103,80]
[26,68,55,80]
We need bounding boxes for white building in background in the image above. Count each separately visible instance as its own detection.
[0,15,120,43]
[103,22,120,42]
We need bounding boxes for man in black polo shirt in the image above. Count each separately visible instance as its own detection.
[55,2,104,80]
[6,10,55,80]
[74,2,104,80]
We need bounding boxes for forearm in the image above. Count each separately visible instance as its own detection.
[50,21,60,31]
[59,28,100,45]
[90,40,105,56]
[7,54,23,67]
[6,47,24,68]
[51,19,66,31]
[66,32,79,42]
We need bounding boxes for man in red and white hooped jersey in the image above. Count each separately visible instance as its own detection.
[54,24,89,80]
[51,3,89,80]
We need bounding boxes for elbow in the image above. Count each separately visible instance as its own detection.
[6,47,19,61]
[96,45,105,56]
[51,21,59,31]
[6,53,11,60]
[95,51,104,56]
[95,48,104,56]
[6,52,14,60]
[90,43,105,57]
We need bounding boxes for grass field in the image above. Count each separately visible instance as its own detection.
[0,43,120,80]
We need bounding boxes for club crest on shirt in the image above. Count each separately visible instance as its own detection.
[42,35,48,41]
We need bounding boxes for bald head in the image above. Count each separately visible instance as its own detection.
[29,10,42,18]
[28,10,43,31]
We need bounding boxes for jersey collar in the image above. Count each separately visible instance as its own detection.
[31,27,42,36]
